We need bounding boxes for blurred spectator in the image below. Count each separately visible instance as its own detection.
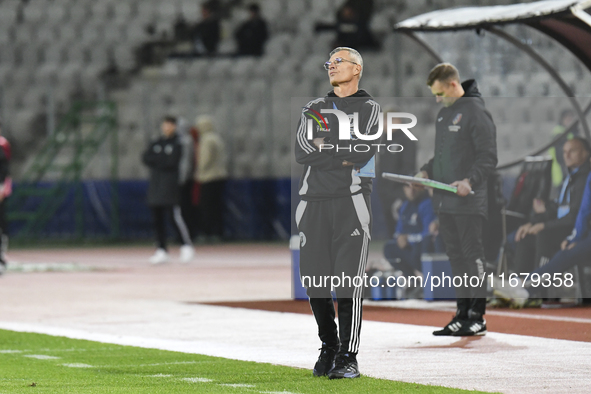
[549,110,578,188]
[511,138,590,273]
[195,115,228,241]
[494,160,591,306]
[174,15,193,42]
[376,109,417,237]
[176,118,197,240]
[234,3,269,56]
[142,116,195,264]
[0,119,11,275]
[383,184,444,279]
[193,1,221,55]
[316,0,378,50]
[189,124,201,239]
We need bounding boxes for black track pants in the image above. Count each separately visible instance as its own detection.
[438,213,487,320]
[151,205,193,250]
[296,194,371,354]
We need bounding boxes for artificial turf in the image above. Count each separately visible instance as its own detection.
[0,329,490,393]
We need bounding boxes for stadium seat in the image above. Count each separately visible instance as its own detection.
[252,57,279,78]
[265,33,292,59]
[286,0,307,20]
[208,59,233,78]
[23,3,46,24]
[137,0,158,21]
[113,2,134,23]
[179,0,200,22]
[0,44,16,67]
[68,3,91,22]
[0,2,18,26]
[260,0,285,23]
[46,3,68,23]
[157,2,178,21]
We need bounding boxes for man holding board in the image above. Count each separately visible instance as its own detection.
[417,63,497,336]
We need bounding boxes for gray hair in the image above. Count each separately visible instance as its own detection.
[330,47,363,79]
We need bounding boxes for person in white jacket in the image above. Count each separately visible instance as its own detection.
[195,115,228,241]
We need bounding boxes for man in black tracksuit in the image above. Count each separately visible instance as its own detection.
[418,63,497,336]
[142,116,194,264]
[295,47,380,379]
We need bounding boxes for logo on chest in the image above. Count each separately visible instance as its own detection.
[448,113,462,132]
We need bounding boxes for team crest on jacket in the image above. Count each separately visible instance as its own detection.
[299,232,307,248]
[449,113,462,132]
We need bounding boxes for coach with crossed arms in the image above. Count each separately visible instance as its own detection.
[294,47,380,379]
[417,63,497,336]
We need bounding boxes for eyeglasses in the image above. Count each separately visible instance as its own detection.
[324,57,358,70]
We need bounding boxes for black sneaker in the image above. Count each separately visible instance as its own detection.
[452,319,487,336]
[0,259,6,276]
[328,352,360,379]
[432,316,464,336]
[313,344,339,377]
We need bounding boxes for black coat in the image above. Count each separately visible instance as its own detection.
[235,17,268,56]
[421,80,498,218]
[295,89,381,201]
[142,134,182,206]
[0,147,8,183]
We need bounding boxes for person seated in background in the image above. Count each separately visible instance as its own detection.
[234,3,268,56]
[495,161,591,307]
[315,0,378,51]
[383,184,444,280]
[549,109,578,188]
[511,138,590,274]
[376,108,417,238]
[193,1,221,55]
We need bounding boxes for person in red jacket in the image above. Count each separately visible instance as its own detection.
[0,119,12,275]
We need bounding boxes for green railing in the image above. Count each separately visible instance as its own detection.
[8,101,119,239]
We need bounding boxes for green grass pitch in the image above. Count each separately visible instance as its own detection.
[0,329,490,393]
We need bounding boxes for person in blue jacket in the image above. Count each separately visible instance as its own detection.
[495,164,591,305]
[384,184,444,278]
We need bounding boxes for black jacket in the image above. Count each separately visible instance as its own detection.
[193,17,220,54]
[235,17,268,56]
[295,89,381,201]
[0,147,8,184]
[532,160,591,231]
[421,80,498,218]
[142,134,182,206]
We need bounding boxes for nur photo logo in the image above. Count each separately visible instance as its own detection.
[304,108,418,152]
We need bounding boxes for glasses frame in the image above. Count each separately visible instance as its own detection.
[324,57,358,70]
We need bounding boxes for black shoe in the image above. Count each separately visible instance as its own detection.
[452,319,487,336]
[0,260,6,276]
[432,316,464,336]
[313,344,339,377]
[328,352,360,379]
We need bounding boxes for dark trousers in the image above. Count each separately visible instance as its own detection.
[151,205,192,250]
[179,181,198,239]
[513,225,572,273]
[0,199,6,262]
[200,180,225,238]
[439,213,486,320]
[529,234,591,298]
[296,194,371,354]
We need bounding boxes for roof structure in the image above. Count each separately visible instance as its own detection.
[395,0,591,71]
[394,0,591,147]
